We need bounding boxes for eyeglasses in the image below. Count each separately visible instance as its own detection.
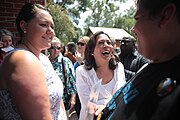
[120,40,131,45]
[77,42,86,46]
[50,46,61,50]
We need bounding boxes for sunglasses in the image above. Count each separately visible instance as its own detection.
[77,42,86,46]
[120,40,131,45]
[50,46,61,50]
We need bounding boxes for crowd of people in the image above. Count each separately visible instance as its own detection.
[48,37,77,119]
[0,0,180,120]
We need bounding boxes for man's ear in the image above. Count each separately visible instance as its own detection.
[159,4,176,27]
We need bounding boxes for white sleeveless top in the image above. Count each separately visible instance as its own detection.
[0,50,67,120]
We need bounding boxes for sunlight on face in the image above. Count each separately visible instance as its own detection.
[26,8,55,50]
[93,34,113,64]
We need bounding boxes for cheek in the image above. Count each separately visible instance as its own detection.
[50,50,54,54]
[82,46,86,51]
[78,46,82,49]
[134,20,150,37]
[109,45,114,53]
[136,40,144,54]
[138,38,157,58]
[78,48,83,53]
[54,51,60,56]
[93,47,99,57]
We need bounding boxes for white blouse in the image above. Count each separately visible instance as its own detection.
[76,62,126,120]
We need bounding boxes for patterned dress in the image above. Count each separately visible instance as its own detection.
[0,50,67,120]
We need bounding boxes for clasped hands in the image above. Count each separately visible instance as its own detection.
[86,101,105,118]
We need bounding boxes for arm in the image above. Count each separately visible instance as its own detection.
[124,69,136,81]
[124,53,150,81]
[69,94,76,110]
[3,50,52,120]
[76,67,91,107]
[66,58,77,109]
[76,67,106,118]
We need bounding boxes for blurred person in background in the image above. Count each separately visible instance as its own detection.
[49,37,77,119]
[64,42,76,64]
[0,29,14,64]
[119,36,149,80]
[74,36,90,69]
[74,36,90,118]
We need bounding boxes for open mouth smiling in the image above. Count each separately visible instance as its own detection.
[102,50,111,57]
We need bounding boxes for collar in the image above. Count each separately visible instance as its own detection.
[57,53,64,62]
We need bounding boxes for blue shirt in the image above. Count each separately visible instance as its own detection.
[74,61,80,70]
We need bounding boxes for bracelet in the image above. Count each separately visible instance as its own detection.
[96,113,102,120]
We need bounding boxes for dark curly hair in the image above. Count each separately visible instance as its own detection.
[84,31,120,70]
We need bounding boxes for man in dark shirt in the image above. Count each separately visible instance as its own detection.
[119,37,149,81]
[98,0,180,120]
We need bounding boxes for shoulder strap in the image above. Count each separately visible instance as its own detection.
[61,58,67,82]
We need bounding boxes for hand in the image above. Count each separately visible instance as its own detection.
[75,51,83,64]
[86,101,105,116]
[69,95,76,110]
[95,105,105,116]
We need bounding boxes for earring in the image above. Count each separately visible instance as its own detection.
[91,53,94,55]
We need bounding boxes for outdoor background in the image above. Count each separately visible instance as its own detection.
[48,0,135,44]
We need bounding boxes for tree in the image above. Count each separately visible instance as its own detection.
[47,3,76,44]
[84,1,118,27]
[48,0,91,42]
[82,0,135,35]
[114,5,135,35]
[54,0,91,25]
[46,0,135,42]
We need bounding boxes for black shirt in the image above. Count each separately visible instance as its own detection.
[120,49,149,81]
[110,54,180,120]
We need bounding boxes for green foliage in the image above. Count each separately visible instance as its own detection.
[47,0,136,41]
[55,0,90,25]
[83,0,135,35]
[84,0,118,28]
[114,5,135,35]
[46,0,91,44]
[47,3,76,44]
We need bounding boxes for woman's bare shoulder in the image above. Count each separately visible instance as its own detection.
[0,50,45,89]
[0,50,51,119]
[5,50,39,65]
